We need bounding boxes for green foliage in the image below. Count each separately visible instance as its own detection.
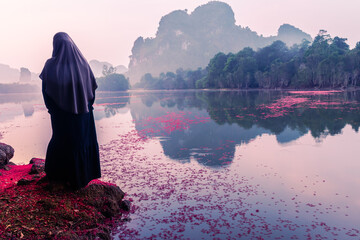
[207,53,228,88]
[135,68,207,90]
[137,30,360,90]
[102,65,116,76]
[203,30,360,89]
[96,74,130,91]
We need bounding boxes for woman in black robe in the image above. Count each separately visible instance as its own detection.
[40,32,101,189]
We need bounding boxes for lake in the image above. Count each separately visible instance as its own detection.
[1,90,360,239]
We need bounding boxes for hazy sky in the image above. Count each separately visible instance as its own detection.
[1,0,360,73]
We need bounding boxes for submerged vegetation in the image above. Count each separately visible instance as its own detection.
[135,30,360,90]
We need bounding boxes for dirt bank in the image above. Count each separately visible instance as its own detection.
[0,158,131,239]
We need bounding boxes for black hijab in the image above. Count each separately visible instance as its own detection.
[40,32,97,114]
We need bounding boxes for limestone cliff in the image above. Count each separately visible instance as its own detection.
[127,1,312,83]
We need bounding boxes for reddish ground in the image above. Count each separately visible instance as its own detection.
[0,162,128,239]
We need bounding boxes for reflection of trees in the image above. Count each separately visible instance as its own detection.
[130,90,360,167]
[104,106,120,118]
[131,91,271,167]
[135,91,207,111]
[196,90,360,138]
[131,95,270,167]
[94,92,130,119]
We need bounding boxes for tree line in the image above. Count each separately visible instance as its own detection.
[134,30,360,90]
[96,65,130,91]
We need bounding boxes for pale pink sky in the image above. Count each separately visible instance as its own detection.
[1,0,359,73]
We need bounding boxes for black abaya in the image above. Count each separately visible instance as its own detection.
[40,32,101,189]
[43,90,101,189]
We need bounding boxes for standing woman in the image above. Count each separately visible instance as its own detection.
[40,32,101,189]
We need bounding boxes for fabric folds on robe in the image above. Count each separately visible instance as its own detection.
[40,32,100,189]
[43,92,101,189]
[40,32,97,114]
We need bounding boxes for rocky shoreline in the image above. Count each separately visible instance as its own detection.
[0,142,130,239]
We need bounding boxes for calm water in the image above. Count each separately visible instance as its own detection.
[1,90,360,239]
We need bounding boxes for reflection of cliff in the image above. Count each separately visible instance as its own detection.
[276,127,307,144]
[129,90,360,167]
[130,92,271,167]
[128,2,311,82]
[22,103,35,117]
[159,121,270,167]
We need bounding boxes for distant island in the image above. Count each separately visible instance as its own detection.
[134,30,360,90]
[0,64,40,93]
[0,64,39,83]
[0,60,130,93]
[127,1,312,83]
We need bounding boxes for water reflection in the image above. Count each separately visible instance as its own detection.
[1,90,359,238]
[22,103,35,117]
[0,93,42,122]
[1,90,360,167]
[0,92,132,163]
[94,92,130,120]
[0,93,42,105]
[130,91,360,167]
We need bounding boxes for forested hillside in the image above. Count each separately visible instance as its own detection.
[128,1,311,83]
[135,30,360,90]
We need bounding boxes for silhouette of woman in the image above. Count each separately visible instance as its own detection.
[40,32,101,189]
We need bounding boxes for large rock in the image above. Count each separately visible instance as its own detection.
[29,158,45,174]
[19,67,31,82]
[0,142,14,167]
[78,183,126,218]
[0,164,129,240]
